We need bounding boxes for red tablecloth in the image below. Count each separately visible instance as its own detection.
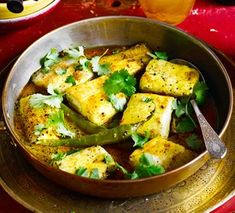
[0,0,235,212]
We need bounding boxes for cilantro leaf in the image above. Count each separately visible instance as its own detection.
[104,69,137,97]
[29,93,63,108]
[79,57,91,71]
[131,153,165,179]
[142,97,153,103]
[64,46,85,58]
[90,168,100,179]
[56,68,67,75]
[75,167,88,177]
[176,117,195,133]
[147,51,168,60]
[131,131,150,148]
[193,81,208,106]
[51,152,67,161]
[90,49,110,76]
[40,48,60,72]
[34,124,46,136]
[109,94,127,111]
[65,75,76,85]
[47,110,75,138]
[186,134,203,151]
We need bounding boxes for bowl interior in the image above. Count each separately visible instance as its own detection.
[2,16,233,197]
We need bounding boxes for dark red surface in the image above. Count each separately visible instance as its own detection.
[0,0,235,212]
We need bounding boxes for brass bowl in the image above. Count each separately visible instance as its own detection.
[2,16,233,198]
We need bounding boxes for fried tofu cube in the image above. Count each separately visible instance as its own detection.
[100,43,151,75]
[129,137,185,170]
[18,96,61,143]
[32,60,93,93]
[54,146,116,179]
[121,93,175,139]
[140,59,200,97]
[65,75,116,126]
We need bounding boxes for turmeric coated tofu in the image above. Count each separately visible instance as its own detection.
[32,59,93,93]
[53,146,116,179]
[121,93,175,139]
[65,75,117,126]
[140,59,200,97]
[18,95,75,143]
[129,137,185,170]
[100,43,151,75]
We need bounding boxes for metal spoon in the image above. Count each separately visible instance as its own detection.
[170,59,227,159]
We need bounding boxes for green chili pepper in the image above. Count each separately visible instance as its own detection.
[61,103,105,134]
[37,124,136,147]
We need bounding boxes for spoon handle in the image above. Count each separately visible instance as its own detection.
[190,99,227,159]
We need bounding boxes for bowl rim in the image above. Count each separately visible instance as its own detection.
[2,16,233,184]
[0,0,60,24]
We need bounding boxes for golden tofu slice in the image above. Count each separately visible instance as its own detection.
[32,59,93,93]
[66,75,116,126]
[100,43,151,75]
[140,59,200,97]
[121,93,175,139]
[18,96,61,143]
[54,146,116,179]
[18,95,75,143]
[129,137,185,170]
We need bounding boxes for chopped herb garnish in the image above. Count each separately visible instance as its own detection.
[65,75,76,85]
[193,81,208,106]
[56,68,67,75]
[75,167,88,176]
[104,154,114,164]
[176,117,195,133]
[91,49,110,76]
[142,97,153,103]
[109,93,127,111]
[104,69,137,97]
[90,168,100,179]
[79,57,91,71]
[117,153,165,179]
[34,124,46,136]
[40,48,60,72]
[131,153,165,179]
[51,152,67,161]
[64,46,85,58]
[131,131,150,148]
[29,93,63,109]
[47,110,75,138]
[186,134,203,151]
[147,51,168,60]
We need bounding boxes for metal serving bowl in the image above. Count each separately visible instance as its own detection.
[2,16,233,198]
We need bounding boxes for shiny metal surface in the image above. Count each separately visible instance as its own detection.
[1,16,233,198]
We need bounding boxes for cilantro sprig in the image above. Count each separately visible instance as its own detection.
[40,48,60,73]
[186,133,203,151]
[147,51,168,60]
[103,69,136,111]
[104,69,137,97]
[131,132,150,148]
[47,110,75,138]
[117,153,165,179]
[29,85,63,109]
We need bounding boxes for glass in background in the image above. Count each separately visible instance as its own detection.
[139,0,196,25]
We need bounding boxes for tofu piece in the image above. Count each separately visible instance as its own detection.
[18,95,61,143]
[55,146,116,179]
[140,59,200,97]
[121,93,175,139]
[65,76,116,126]
[32,59,93,93]
[129,137,185,170]
[100,43,151,75]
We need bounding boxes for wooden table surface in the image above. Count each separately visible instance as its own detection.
[0,0,235,212]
